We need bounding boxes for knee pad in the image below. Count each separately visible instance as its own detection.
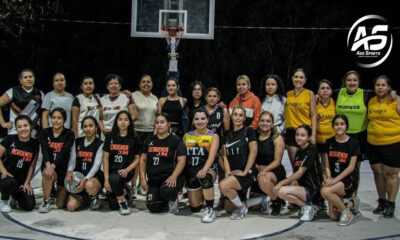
[108,173,120,185]
[190,205,203,213]
[146,186,166,213]
[160,184,177,202]
[199,173,214,189]
[186,175,201,190]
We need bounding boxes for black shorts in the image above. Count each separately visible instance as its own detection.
[342,178,358,198]
[367,141,400,168]
[135,131,154,155]
[284,128,298,147]
[348,130,367,161]
[184,164,217,190]
[234,173,255,191]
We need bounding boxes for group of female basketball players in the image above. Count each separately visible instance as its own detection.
[0,68,398,226]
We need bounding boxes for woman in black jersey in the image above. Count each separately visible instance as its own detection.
[157,78,187,137]
[0,115,38,212]
[103,111,139,215]
[183,109,219,223]
[66,116,104,212]
[246,112,286,216]
[219,106,258,220]
[274,125,323,222]
[140,113,186,214]
[39,108,75,213]
[321,115,360,226]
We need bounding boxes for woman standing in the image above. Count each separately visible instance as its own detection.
[103,111,140,215]
[71,76,102,138]
[321,114,360,226]
[219,106,258,220]
[157,78,187,137]
[367,76,400,218]
[0,69,43,135]
[204,87,230,137]
[260,75,286,134]
[66,116,104,211]
[100,74,137,136]
[38,108,75,213]
[140,113,186,214]
[0,115,39,212]
[284,68,317,168]
[183,109,219,222]
[42,73,74,129]
[187,81,206,127]
[254,112,286,216]
[274,125,322,222]
[229,75,262,129]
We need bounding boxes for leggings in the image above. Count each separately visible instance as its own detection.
[0,177,36,211]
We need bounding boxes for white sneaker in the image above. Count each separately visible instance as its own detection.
[230,204,248,220]
[202,207,216,223]
[169,200,179,214]
[300,204,316,221]
[119,201,130,215]
[261,195,270,214]
[0,200,11,213]
[338,208,353,226]
[38,200,51,213]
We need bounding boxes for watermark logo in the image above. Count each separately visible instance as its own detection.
[347,15,393,68]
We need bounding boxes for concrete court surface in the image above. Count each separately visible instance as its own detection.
[0,152,399,240]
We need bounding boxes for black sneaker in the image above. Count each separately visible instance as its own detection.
[373,198,387,215]
[271,200,282,216]
[316,200,327,211]
[383,202,395,218]
[89,196,101,210]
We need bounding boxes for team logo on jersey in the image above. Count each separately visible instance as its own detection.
[347,15,393,68]
[225,140,240,148]
[10,142,15,148]
[149,141,153,146]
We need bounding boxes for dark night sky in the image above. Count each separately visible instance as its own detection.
[1,0,399,101]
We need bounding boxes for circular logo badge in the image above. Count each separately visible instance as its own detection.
[347,15,393,68]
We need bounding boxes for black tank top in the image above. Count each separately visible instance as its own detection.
[75,137,103,176]
[205,105,225,137]
[161,98,183,124]
[256,135,285,172]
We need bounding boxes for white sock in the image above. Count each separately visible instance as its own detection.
[245,196,264,208]
[231,196,243,208]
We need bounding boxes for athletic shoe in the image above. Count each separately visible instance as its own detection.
[300,204,316,221]
[119,201,130,215]
[230,204,248,220]
[351,196,361,215]
[9,196,17,209]
[0,200,11,213]
[373,198,387,215]
[169,200,179,214]
[271,200,282,216]
[297,206,304,217]
[125,185,136,200]
[261,196,270,214]
[138,186,147,196]
[39,200,51,213]
[49,197,56,205]
[338,208,353,226]
[89,196,101,210]
[202,207,216,223]
[383,202,395,218]
[316,200,327,211]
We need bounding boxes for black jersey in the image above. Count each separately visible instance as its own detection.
[0,135,39,185]
[294,144,323,192]
[143,134,186,181]
[205,105,225,137]
[323,136,361,183]
[39,128,75,173]
[256,135,285,172]
[75,137,103,176]
[223,127,257,172]
[103,134,138,173]
[184,130,214,170]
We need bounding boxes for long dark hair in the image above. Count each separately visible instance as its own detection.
[259,74,286,103]
[111,110,135,138]
[81,115,100,138]
[187,81,206,108]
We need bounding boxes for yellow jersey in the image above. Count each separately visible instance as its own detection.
[316,98,336,144]
[368,97,400,145]
[285,89,312,128]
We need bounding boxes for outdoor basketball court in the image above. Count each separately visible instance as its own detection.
[0,153,399,240]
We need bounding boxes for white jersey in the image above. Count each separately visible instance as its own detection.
[132,91,158,132]
[100,94,131,131]
[74,94,102,137]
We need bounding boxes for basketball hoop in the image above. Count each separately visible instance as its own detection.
[162,25,184,46]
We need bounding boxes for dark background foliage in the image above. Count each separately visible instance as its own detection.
[0,0,398,106]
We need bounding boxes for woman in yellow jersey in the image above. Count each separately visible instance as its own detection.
[183,109,219,223]
[367,76,400,218]
[284,68,317,167]
[316,80,336,172]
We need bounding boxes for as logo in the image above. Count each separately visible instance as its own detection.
[347,15,393,68]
